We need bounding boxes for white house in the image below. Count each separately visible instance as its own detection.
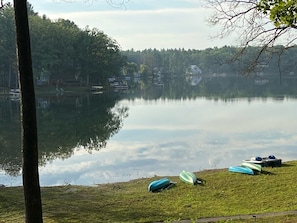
[187,65,202,75]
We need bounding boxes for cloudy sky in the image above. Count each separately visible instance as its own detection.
[24,0,238,50]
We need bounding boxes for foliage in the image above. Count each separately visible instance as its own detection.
[0,3,125,88]
[0,161,296,222]
[122,46,297,77]
[258,0,297,27]
[0,3,17,86]
[206,0,297,74]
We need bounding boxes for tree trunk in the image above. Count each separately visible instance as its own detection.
[13,0,43,222]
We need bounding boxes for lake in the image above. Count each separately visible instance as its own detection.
[0,76,297,186]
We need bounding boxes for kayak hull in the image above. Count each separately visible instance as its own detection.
[148,178,173,192]
[179,170,198,185]
[243,155,282,167]
[242,158,282,167]
[228,166,254,175]
[241,162,262,172]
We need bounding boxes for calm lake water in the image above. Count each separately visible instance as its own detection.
[1,76,297,186]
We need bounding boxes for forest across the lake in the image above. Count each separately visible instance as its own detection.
[1,3,297,91]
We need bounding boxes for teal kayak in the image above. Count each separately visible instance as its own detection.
[241,162,262,172]
[228,166,254,175]
[148,178,174,192]
[179,170,199,185]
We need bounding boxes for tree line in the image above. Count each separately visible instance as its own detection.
[122,46,297,78]
[0,3,125,88]
[2,3,297,90]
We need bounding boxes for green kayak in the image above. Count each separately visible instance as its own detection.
[241,162,262,172]
[179,170,202,185]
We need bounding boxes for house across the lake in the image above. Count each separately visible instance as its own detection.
[186,65,202,75]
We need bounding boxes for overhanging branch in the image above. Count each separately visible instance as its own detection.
[206,0,297,75]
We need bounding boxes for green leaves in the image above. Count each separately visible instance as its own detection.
[257,0,297,27]
[0,4,124,85]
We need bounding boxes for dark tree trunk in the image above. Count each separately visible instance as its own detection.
[13,0,43,222]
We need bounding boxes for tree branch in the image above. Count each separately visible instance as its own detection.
[206,0,297,75]
[105,0,130,9]
[66,0,130,9]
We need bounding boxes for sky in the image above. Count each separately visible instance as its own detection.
[23,0,238,51]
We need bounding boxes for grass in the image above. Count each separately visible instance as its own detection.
[0,161,297,222]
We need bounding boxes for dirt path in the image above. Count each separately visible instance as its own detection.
[153,210,297,222]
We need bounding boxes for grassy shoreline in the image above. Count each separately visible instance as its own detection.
[1,161,297,223]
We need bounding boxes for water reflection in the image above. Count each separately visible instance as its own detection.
[0,76,297,186]
[0,92,127,182]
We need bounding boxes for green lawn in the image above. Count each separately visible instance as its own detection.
[1,161,297,223]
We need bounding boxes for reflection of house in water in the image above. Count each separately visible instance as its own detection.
[152,67,165,87]
[9,89,20,101]
[187,76,202,86]
[108,77,129,92]
[90,85,104,94]
[254,78,269,85]
[153,74,164,87]
[154,79,164,87]
[185,65,202,86]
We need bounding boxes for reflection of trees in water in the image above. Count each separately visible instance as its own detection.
[78,101,128,153]
[0,93,128,176]
[0,99,22,176]
[126,75,297,101]
[1,76,296,176]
